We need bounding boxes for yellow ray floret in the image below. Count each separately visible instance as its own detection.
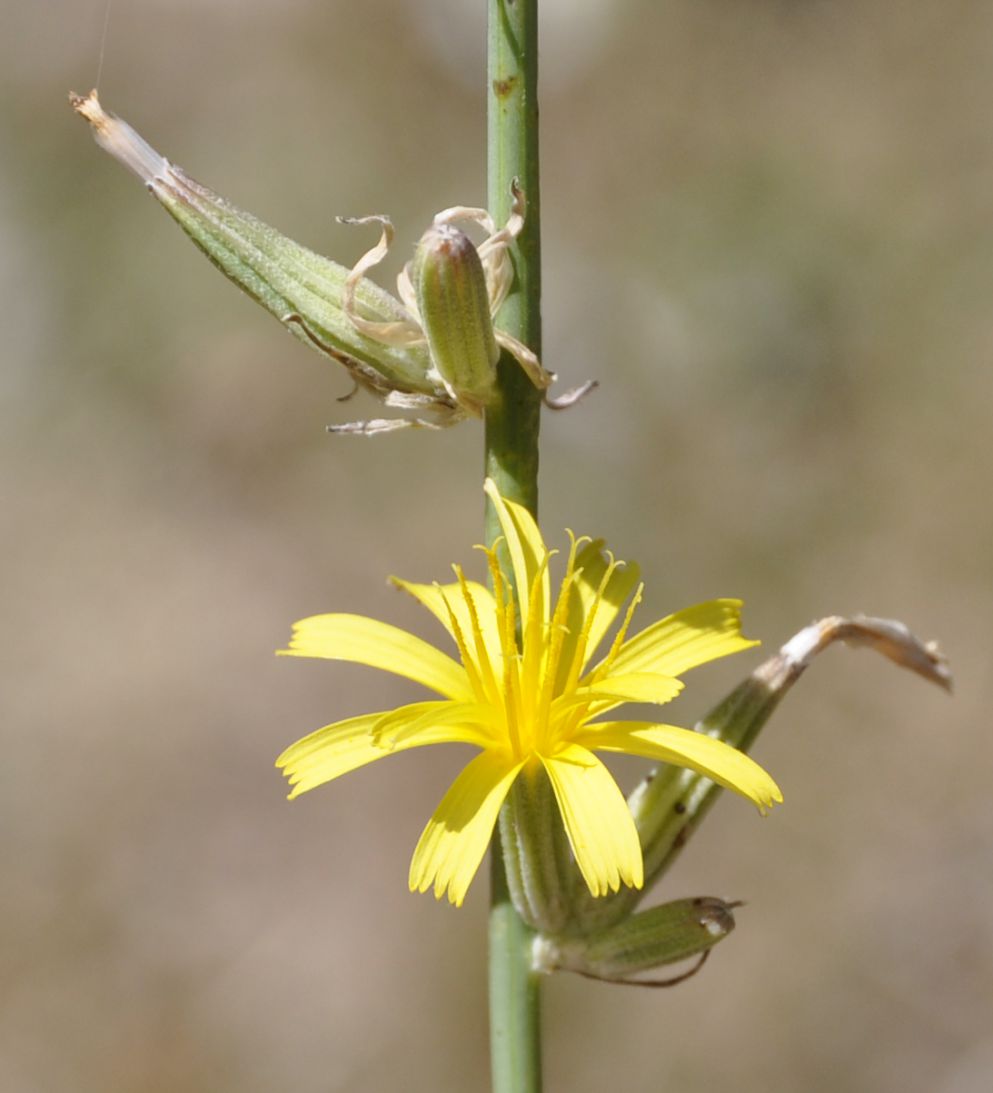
[276,479,782,906]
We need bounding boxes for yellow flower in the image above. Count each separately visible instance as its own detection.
[277,481,782,906]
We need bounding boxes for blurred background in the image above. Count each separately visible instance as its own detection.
[3,1,991,1089]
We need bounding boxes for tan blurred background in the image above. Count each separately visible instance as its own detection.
[3,0,991,1089]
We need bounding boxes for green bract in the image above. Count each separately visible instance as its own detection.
[534,897,738,985]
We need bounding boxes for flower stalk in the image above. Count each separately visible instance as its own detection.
[485,2,544,1090]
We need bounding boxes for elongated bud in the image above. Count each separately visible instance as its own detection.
[534,897,737,985]
[411,223,499,413]
[69,91,457,432]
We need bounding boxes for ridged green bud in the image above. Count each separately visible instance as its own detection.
[411,223,500,413]
[535,897,738,985]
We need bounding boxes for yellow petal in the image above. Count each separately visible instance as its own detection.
[278,613,472,701]
[409,750,524,906]
[391,576,501,673]
[608,599,759,678]
[579,721,783,813]
[483,478,549,630]
[372,699,497,748]
[276,711,393,798]
[564,672,685,709]
[277,706,491,799]
[540,744,643,897]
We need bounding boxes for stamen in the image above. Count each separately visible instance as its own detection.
[454,565,500,704]
[486,549,524,757]
[594,582,644,682]
[519,554,552,735]
[559,551,617,697]
[537,535,582,749]
[438,585,486,701]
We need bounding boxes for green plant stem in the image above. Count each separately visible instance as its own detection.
[484,0,542,533]
[485,2,543,1092]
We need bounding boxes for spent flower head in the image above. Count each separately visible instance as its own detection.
[70,92,590,434]
[277,481,781,906]
[337,183,564,419]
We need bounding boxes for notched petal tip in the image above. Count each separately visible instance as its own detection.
[754,785,785,817]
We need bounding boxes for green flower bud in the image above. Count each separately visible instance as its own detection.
[411,223,500,413]
[535,897,738,985]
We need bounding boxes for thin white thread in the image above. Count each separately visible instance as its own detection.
[95,0,115,91]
